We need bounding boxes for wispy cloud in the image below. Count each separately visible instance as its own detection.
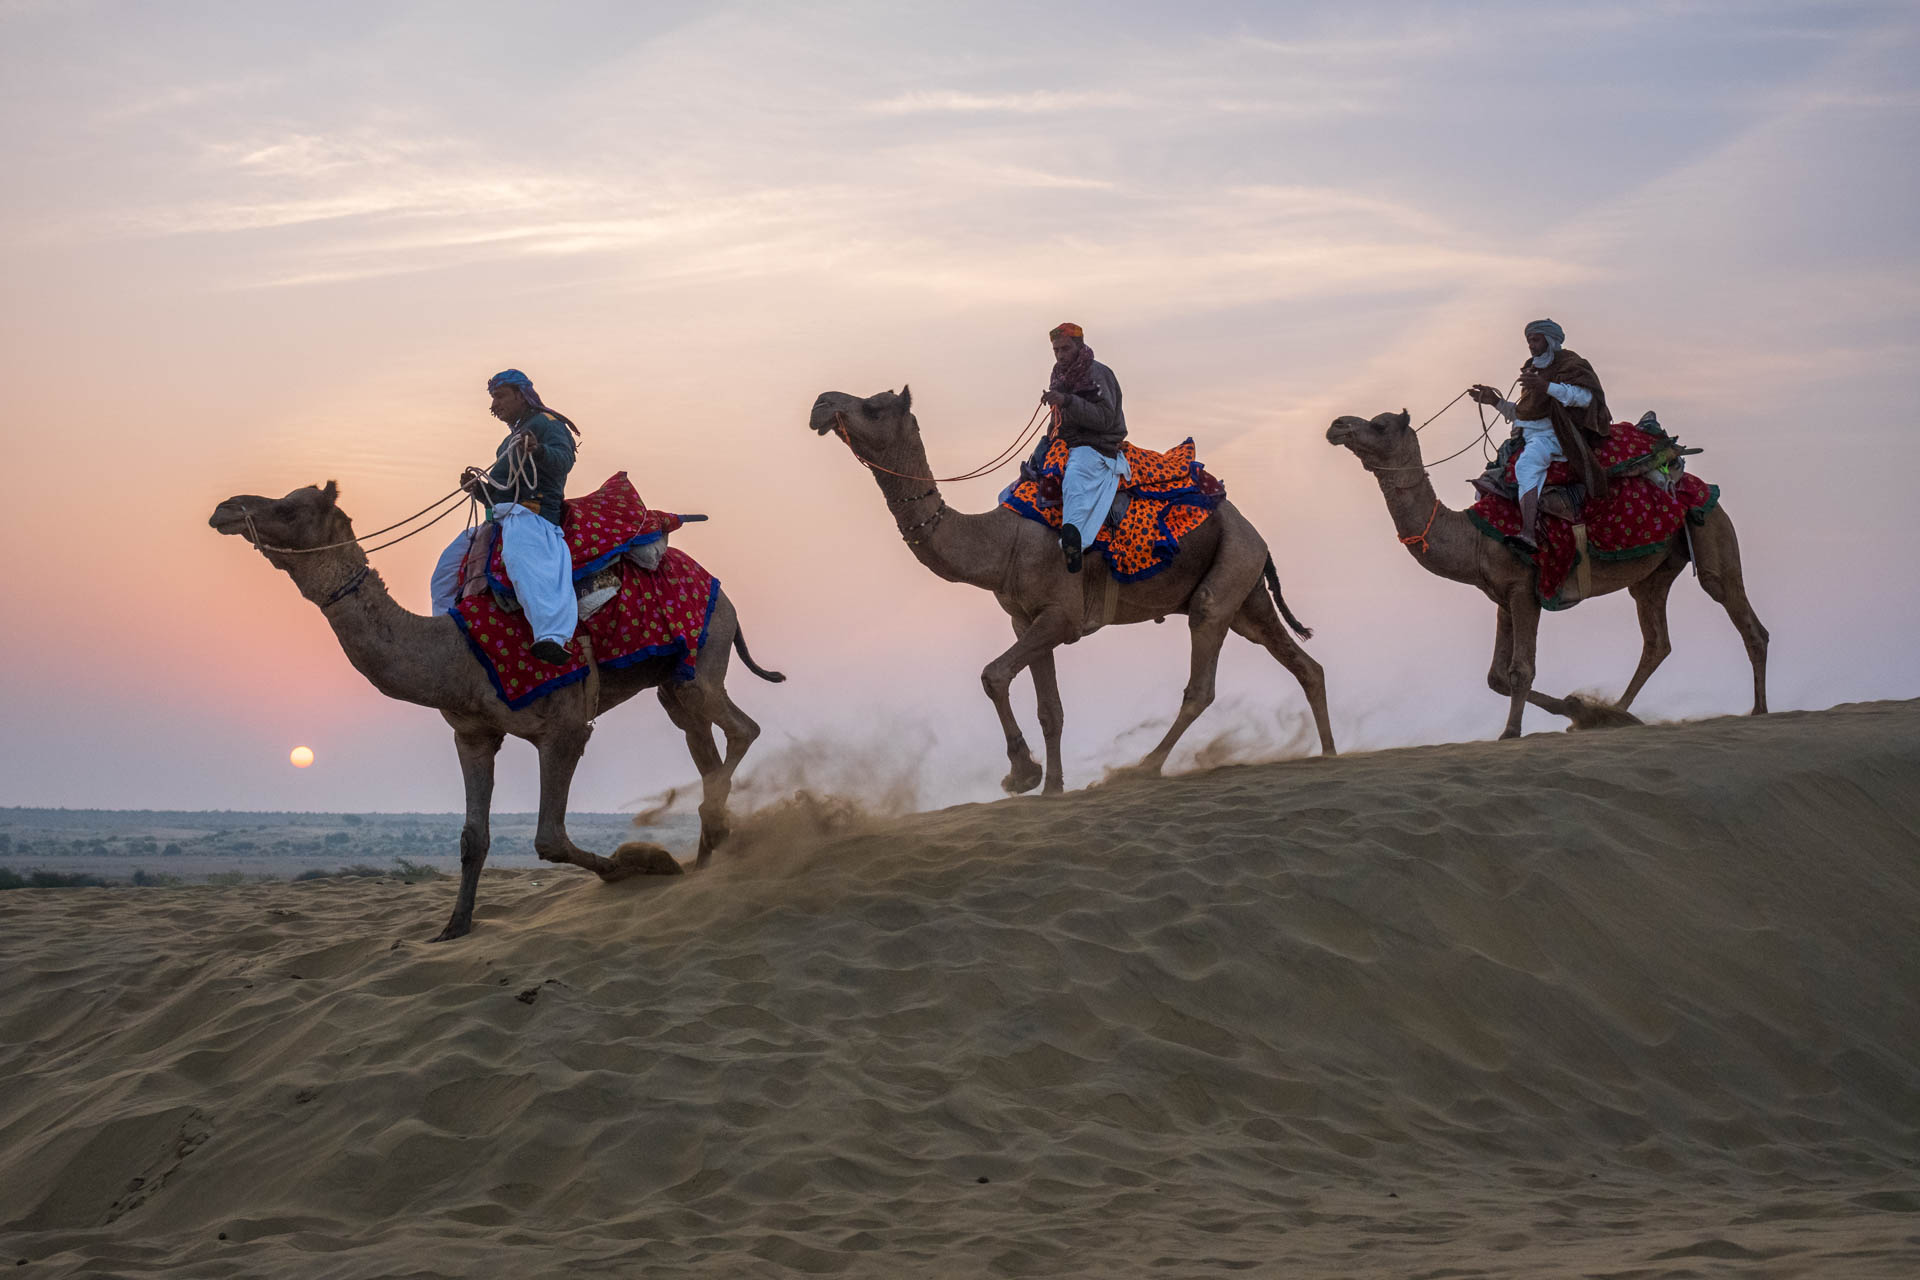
[865,89,1135,115]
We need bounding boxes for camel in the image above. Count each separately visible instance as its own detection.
[809,388,1335,793]
[1325,409,1768,738]
[210,481,782,941]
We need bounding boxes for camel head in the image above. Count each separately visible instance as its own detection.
[1325,410,1419,473]
[809,386,916,458]
[209,481,355,567]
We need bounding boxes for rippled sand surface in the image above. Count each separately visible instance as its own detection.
[3,701,1917,1277]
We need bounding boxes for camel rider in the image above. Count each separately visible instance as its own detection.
[1468,318,1612,551]
[1039,322,1129,574]
[429,369,581,665]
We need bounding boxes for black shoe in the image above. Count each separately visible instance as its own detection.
[532,639,573,665]
[1060,525,1083,574]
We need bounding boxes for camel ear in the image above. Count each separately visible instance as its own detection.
[899,384,912,415]
[1396,409,1411,429]
[320,480,339,509]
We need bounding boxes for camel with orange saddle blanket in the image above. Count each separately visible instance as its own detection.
[811,387,1335,794]
[1327,408,1768,739]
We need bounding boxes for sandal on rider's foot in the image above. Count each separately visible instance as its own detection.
[1061,525,1083,575]
[532,639,573,665]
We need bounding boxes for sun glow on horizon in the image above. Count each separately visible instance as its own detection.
[289,746,315,769]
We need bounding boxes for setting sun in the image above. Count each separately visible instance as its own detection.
[289,746,315,769]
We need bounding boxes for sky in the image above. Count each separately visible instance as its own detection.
[3,0,1916,814]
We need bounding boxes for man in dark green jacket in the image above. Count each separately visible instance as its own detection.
[429,369,581,664]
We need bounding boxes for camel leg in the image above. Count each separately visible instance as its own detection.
[1620,553,1685,710]
[433,729,503,942]
[983,606,1077,794]
[1227,586,1336,756]
[1500,589,1543,739]
[1135,578,1239,774]
[1028,647,1067,795]
[659,679,762,867]
[1487,606,1515,699]
[1690,506,1769,714]
[531,726,626,879]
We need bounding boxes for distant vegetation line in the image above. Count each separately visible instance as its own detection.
[0,860,449,891]
[0,809,689,866]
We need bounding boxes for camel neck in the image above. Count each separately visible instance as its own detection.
[1372,462,1478,582]
[283,547,467,708]
[867,430,1007,589]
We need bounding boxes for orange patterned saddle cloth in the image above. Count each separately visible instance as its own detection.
[1000,438,1225,582]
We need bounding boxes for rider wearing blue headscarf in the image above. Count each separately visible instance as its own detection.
[428,369,583,664]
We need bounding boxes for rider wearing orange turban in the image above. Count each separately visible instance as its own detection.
[1040,323,1129,573]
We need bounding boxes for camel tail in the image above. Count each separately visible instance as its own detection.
[732,624,786,683]
[1263,556,1313,640]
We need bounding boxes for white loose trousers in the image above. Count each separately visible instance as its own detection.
[1061,446,1131,549]
[1498,381,1594,499]
[429,503,578,647]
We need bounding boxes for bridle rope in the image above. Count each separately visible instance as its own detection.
[831,401,1050,484]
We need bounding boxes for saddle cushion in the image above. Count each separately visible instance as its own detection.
[1001,438,1226,582]
[450,473,719,709]
[1468,423,1719,609]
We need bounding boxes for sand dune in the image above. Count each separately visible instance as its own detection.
[2,702,1917,1278]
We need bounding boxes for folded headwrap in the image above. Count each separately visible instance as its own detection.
[486,368,580,436]
[1049,322,1085,341]
[1523,319,1565,345]
[1048,324,1097,395]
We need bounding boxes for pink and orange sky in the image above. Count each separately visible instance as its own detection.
[4,1,1916,812]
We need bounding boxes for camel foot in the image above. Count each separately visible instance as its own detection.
[606,841,684,879]
[1499,728,1523,740]
[1002,755,1044,794]
[1041,778,1065,797]
[1105,760,1164,786]
[1561,694,1644,731]
[430,918,472,943]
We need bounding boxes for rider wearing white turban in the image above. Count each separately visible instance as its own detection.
[1469,320,1611,551]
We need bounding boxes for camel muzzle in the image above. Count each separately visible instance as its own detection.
[209,501,254,535]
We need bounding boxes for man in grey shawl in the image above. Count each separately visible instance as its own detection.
[1039,321,1129,573]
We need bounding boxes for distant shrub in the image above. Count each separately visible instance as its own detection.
[0,868,114,890]
[162,843,182,856]
[394,858,447,881]
[204,871,250,886]
[325,831,351,845]
[130,869,183,887]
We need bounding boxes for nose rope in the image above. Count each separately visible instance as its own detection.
[830,402,1049,484]
[238,485,473,556]
[1366,379,1517,477]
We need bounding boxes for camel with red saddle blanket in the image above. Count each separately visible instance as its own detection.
[811,387,1335,793]
[210,479,783,942]
[1327,409,1768,739]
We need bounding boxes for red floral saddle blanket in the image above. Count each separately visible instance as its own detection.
[1468,424,1719,610]
[449,472,719,709]
[1001,438,1226,582]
